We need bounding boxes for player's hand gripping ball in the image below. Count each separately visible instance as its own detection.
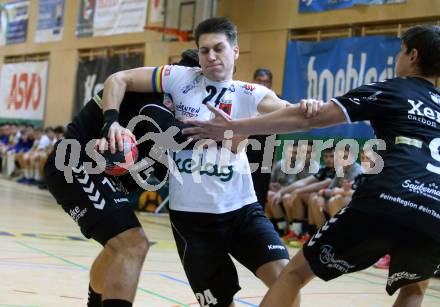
[102,134,138,176]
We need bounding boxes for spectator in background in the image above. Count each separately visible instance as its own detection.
[279,146,336,245]
[308,145,362,229]
[246,68,275,208]
[325,149,375,217]
[17,127,47,184]
[266,142,298,234]
[3,125,34,178]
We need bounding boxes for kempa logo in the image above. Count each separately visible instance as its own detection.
[407,99,440,127]
[268,244,286,251]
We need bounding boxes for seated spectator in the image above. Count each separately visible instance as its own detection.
[325,149,375,217]
[266,142,298,235]
[267,141,320,237]
[308,145,362,229]
[37,126,64,189]
[279,146,336,244]
[3,125,34,178]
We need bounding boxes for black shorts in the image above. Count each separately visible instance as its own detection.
[303,205,440,295]
[169,203,289,307]
[45,151,141,246]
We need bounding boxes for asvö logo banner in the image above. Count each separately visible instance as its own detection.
[283,35,401,138]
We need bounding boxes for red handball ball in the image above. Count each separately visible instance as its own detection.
[103,134,138,176]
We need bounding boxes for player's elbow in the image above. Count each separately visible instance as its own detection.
[105,71,130,89]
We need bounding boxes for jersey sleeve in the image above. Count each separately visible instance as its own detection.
[331,80,398,123]
[152,65,199,94]
[253,84,273,113]
[236,82,272,115]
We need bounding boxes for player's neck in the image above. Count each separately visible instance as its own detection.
[406,71,436,85]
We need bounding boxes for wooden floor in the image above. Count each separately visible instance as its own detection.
[1,177,440,307]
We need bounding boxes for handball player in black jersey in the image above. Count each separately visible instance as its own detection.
[183,25,440,307]
[44,50,199,307]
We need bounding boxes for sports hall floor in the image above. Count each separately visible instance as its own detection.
[1,177,440,307]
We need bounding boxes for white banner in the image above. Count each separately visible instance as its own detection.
[93,0,148,36]
[0,62,49,124]
[148,0,164,24]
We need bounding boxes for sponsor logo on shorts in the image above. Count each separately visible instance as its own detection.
[114,197,129,204]
[402,179,440,201]
[319,244,355,273]
[267,244,286,251]
[69,206,87,224]
[434,264,440,275]
[387,271,420,287]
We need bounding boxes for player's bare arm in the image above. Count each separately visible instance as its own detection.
[98,67,156,153]
[183,99,339,141]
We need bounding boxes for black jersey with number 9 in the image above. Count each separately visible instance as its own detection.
[333,77,440,242]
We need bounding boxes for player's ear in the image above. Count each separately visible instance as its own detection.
[233,45,239,60]
[409,48,419,64]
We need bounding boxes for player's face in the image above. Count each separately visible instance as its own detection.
[253,75,272,89]
[323,151,334,168]
[198,33,239,81]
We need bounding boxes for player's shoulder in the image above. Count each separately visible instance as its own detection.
[232,80,268,96]
[163,65,202,78]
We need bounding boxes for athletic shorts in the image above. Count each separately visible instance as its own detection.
[45,150,141,246]
[303,205,440,295]
[169,203,289,307]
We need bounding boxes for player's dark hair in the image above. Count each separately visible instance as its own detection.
[323,146,335,153]
[253,68,273,83]
[194,17,237,47]
[176,49,199,67]
[401,25,440,77]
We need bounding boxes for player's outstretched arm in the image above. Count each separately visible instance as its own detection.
[98,67,156,153]
[183,100,347,141]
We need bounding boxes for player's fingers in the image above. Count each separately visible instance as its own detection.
[182,127,203,135]
[299,99,307,113]
[182,119,206,127]
[115,129,123,152]
[97,137,107,153]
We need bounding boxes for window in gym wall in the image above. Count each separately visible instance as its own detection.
[73,45,145,118]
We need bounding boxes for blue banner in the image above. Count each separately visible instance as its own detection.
[283,35,401,138]
[3,0,29,45]
[36,0,65,42]
[299,0,406,13]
